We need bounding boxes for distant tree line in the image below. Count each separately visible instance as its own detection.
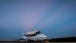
[49,36,76,42]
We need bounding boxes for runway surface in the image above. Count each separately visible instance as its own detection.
[0,42,76,43]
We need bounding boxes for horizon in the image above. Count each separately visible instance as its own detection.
[0,36,76,41]
[0,0,76,41]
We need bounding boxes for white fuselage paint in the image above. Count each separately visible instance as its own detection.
[23,34,47,40]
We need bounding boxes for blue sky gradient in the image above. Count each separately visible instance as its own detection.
[0,0,76,41]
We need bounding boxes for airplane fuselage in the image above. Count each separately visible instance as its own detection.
[23,34,47,41]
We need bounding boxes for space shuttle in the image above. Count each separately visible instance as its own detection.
[23,29,41,36]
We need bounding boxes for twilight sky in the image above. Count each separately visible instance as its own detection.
[0,0,76,41]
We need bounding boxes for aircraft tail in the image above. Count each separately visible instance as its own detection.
[22,33,27,41]
[22,32,25,36]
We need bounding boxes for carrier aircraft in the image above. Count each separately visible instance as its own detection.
[12,29,48,42]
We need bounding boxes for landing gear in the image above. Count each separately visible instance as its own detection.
[26,40,34,43]
[26,39,49,43]
[42,39,50,43]
[44,40,49,43]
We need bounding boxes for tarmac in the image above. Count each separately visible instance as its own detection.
[0,42,76,43]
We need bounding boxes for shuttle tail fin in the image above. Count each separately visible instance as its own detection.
[27,28,30,32]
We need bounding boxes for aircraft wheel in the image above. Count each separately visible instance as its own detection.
[26,40,30,43]
[44,40,50,43]
[26,40,33,43]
